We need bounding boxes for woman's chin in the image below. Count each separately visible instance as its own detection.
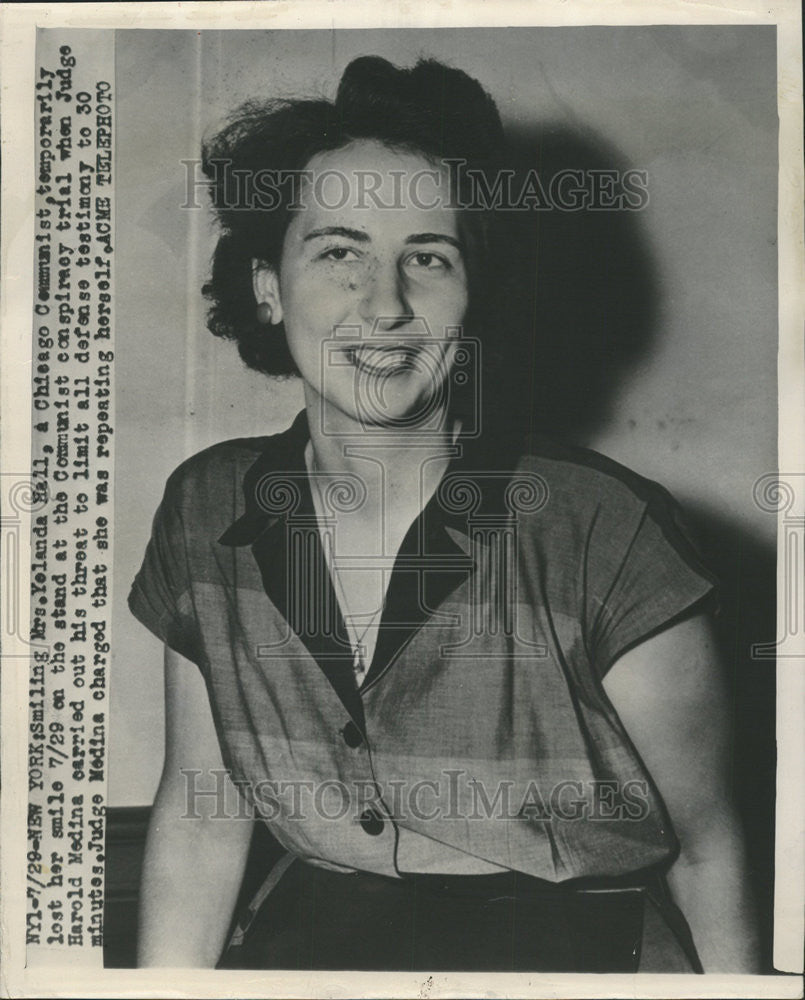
[321,383,448,432]
[363,374,450,428]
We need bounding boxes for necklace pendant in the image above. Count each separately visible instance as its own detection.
[352,645,366,683]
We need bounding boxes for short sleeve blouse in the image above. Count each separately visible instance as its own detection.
[128,412,718,882]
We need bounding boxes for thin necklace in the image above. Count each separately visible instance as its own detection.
[306,444,384,686]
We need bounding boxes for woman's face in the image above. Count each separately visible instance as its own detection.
[254,139,469,430]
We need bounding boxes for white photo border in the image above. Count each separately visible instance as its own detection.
[1,2,802,997]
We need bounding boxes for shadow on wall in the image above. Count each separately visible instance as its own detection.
[103,123,777,972]
[484,123,659,443]
[491,123,777,969]
[688,505,777,973]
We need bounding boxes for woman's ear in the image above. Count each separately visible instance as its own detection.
[251,260,284,325]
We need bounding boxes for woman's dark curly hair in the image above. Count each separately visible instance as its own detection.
[201,55,506,377]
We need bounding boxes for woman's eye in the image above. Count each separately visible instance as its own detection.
[406,251,449,271]
[321,247,360,262]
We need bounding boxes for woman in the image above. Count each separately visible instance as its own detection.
[130,56,758,972]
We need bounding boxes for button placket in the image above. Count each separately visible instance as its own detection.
[336,708,399,856]
[341,720,364,748]
[359,807,385,836]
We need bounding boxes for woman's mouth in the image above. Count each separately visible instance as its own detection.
[345,344,420,376]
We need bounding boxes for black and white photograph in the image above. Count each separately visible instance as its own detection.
[1,2,803,997]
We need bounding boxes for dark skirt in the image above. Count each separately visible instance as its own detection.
[218,860,651,972]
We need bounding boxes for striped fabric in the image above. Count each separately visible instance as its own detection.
[129,409,717,881]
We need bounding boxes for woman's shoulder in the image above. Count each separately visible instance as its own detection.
[511,434,695,543]
[517,434,676,505]
[512,435,714,603]
[158,429,289,511]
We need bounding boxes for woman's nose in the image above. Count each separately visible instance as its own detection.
[358,261,413,332]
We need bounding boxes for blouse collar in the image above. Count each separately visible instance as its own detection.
[217,407,520,550]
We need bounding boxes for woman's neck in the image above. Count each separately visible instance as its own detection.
[304,391,460,516]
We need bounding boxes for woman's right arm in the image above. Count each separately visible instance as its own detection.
[137,646,254,967]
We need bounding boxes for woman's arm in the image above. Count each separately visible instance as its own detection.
[602,612,761,973]
[137,646,253,967]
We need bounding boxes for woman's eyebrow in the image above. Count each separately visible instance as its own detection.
[405,233,463,252]
[303,226,370,243]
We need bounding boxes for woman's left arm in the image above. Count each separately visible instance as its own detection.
[602,611,761,973]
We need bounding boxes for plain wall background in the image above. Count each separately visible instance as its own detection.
[110,27,777,808]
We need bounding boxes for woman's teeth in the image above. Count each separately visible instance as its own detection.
[348,345,417,373]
